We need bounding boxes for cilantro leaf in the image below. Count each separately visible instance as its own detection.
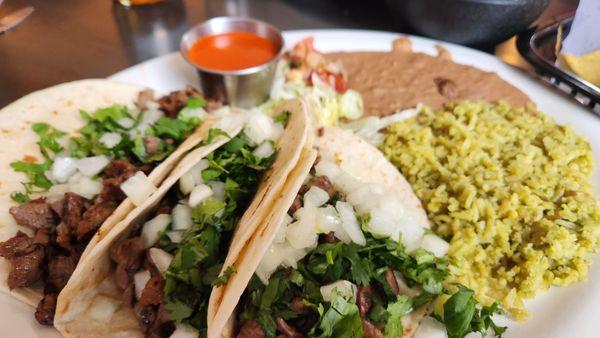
[31,123,66,159]
[384,295,412,337]
[202,128,230,146]
[10,191,29,204]
[442,286,506,338]
[311,291,363,338]
[186,97,207,109]
[274,110,291,126]
[211,266,236,287]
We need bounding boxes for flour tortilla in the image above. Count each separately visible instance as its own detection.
[54,99,312,337]
[0,79,216,309]
[208,126,431,338]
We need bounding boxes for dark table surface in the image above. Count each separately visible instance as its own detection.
[0,0,577,107]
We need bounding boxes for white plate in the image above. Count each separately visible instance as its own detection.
[2,29,599,338]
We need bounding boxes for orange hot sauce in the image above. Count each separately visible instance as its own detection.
[187,32,278,71]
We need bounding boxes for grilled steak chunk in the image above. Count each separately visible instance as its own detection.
[362,319,383,338]
[63,193,88,229]
[357,285,373,318]
[6,245,45,289]
[9,198,58,229]
[157,86,202,118]
[35,293,57,325]
[143,136,162,157]
[0,231,34,259]
[237,319,265,338]
[276,317,304,337]
[385,267,400,296]
[47,255,78,290]
[136,89,155,110]
[110,236,146,290]
[75,202,116,241]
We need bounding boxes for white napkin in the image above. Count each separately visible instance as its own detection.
[562,0,600,56]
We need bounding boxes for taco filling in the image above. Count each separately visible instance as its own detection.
[234,157,505,338]
[0,87,212,325]
[103,113,286,337]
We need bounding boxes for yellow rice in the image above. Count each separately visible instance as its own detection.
[382,101,600,320]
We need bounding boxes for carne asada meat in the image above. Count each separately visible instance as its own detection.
[0,231,46,289]
[62,192,88,230]
[136,89,155,110]
[362,319,384,338]
[157,86,203,118]
[47,255,78,290]
[110,236,146,291]
[74,202,117,241]
[385,267,400,296]
[275,317,304,338]
[357,285,373,318]
[143,136,162,157]
[102,159,140,180]
[35,293,58,326]
[9,198,58,230]
[237,319,265,338]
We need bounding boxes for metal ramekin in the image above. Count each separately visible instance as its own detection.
[180,17,285,108]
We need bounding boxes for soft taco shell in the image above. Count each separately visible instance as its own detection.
[207,126,430,338]
[0,79,218,308]
[54,99,312,337]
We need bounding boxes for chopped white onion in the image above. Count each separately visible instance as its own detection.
[274,214,293,244]
[99,132,122,148]
[413,316,448,338]
[131,109,164,136]
[121,171,157,206]
[420,234,450,257]
[188,184,213,208]
[51,157,78,183]
[320,280,357,302]
[88,295,120,323]
[336,201,366,245]
[332,172,362,194]
[172,203,193,230]
[315,205,350,243]
[179,172,196,195]
[188,159,209,185]
[167,231,184,243]
[244,113,278,144]
[46,183,70,199]
[76,155,110,177]
[206,181,225,201]
[70,177,103,199]
[149,248,173,276]
[256,243,307,284]
[253,141,275,159]
[170,323,200,338]
[117,117,135,129]
[286,217,318,250]
[179,107,207,122]
[315,160,341,180]
[134,270,151,300]
[303,186,329,207]
[141,214,171,248]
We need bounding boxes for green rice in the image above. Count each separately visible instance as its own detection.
[382,101,600,320]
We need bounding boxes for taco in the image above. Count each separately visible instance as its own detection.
[207,126,453,338]
[53,99,312,337]
[0,79,229,326]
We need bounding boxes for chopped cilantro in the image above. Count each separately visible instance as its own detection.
[186,97,207,109]
[10,191,29,204]
[384,295,412,337]
[161,135,275,331]
[311,291,363,338]
[274,110,291,126]
[202,128,230,145]
[31,123,66,159]
[441,286,506,338]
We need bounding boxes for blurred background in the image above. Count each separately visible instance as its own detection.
[0,0,579,107]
